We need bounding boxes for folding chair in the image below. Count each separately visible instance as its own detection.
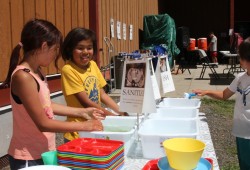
[175,49,198,75]
[198,49,220,79]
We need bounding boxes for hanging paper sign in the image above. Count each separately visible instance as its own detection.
[123,23,126,40]
[119,57,156,113]
[149,58,161,100]
[154,57,162,97]
[129,25,133,40]
[110,18,115,38]
[160,55,175,93]
[117,21,121,40]
[142,58,157,113]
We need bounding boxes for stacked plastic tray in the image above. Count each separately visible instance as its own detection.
[57,138,124,170]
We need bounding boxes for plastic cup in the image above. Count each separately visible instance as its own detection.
[41,150,58,165]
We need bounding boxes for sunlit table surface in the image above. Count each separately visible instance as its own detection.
[123,112,220,170]
[219,50,238,57]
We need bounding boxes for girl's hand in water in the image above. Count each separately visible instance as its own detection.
[79,108,106,120]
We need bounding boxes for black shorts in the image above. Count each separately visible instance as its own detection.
[8,155,43,170]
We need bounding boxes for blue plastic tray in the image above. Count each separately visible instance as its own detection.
[158,157,211,170]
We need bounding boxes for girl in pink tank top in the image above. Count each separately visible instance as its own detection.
[1,19,105,170]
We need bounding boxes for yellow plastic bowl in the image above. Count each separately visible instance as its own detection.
[163,138,205,170]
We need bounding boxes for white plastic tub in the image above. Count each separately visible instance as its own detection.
[79,116,137,155]
[138,119,199,159]
[148,108,199,120]
[157,98,201,109]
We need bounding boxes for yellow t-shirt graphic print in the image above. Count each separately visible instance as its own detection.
[84,76,99,104]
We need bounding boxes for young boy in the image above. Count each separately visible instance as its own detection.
[193,37,250,170]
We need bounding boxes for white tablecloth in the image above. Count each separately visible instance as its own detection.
[123,112,220,170]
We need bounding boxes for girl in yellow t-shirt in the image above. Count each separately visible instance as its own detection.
[61,28,128,141]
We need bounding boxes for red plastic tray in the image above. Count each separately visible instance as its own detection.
[142,158,160,170]
[57,138,124,156]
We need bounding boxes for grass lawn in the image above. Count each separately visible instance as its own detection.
[200,98,240,170]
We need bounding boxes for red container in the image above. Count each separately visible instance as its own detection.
[188,38,196,51]
[198,38,207,51]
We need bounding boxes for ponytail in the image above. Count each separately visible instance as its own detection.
[1,19,63,87]
[1,44,22,88]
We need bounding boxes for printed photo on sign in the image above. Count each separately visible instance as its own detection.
[160,57,167,72]
[125,63,146,88]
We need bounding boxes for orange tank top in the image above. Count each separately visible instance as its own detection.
[8,66,55,160]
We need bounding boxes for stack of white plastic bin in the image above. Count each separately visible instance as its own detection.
[78,98,201,160]
[138,98,201,159]
[79,116,139,156]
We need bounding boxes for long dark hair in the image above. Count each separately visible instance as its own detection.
[61,27,97,61]
[2,19,63,87]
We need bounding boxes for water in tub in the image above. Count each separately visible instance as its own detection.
[103,125,132,132]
